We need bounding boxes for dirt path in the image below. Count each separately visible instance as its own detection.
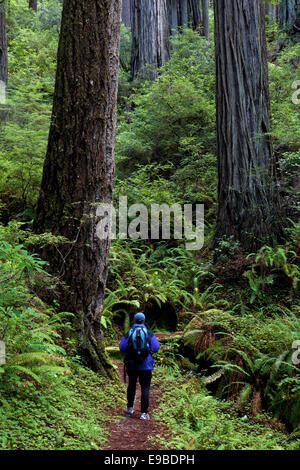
[103,333,181,451]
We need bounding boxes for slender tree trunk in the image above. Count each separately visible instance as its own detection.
[131,0,170,79]
[33,0,121,377]
[169,0,178,35]
[267,2,279,22]
[167,0,203,33]
[214,0,283,250]
[122,0,131,27]
[29,0,38,11]
[202,0,209,40]
[179,0,189,27]
[0,0,7,120]
[273,4,279,19]
[296,0,300,28]
[0,1,7,87]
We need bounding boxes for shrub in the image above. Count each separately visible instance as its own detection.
[0,223,71,390]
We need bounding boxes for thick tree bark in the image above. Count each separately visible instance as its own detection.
[279,0,297,29]
[33,0,121,378]
[131,0,170,79]
[29,0,38,11]
[179,0,189,27]
[202,0,209,40]
[167,0,204,34]
[188,0,202,29]
[169,0,178,35]
[0,1,7,87]
[122,0,131,27]
[214,0,283,250]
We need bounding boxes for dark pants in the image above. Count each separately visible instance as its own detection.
[127,370,152,414]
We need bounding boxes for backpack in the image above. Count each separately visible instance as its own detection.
[125,325,151,364]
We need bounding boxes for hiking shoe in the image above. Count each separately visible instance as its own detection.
[140,413,150,420]
[125,407,134,415]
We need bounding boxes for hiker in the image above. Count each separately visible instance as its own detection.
[119,312,160,420]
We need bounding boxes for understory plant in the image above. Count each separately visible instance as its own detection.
[153,365,296,450]
[185,306,300,431]
[243,244,299,303]
[0,224,72,391]
[104,239,220,333]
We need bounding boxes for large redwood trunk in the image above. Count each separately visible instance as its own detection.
[33,0,121,377]
[279,0,297,29]
[131,0,170,79]
[214,0,283,250]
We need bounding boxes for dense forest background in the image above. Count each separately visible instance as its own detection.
[0,0,299,451]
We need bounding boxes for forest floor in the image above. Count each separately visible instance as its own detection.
[103,333,179,451]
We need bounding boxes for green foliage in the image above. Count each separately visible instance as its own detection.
[188,306,300,430]
[0,223,71,389]
[104,238,228,338]
[104,240,198,332]
[0,2,299,451]
[6,0,62,33]
[118,24,132,107]
[0,359,123,450]
[243,245,299,302]
[213,236,242,262]
[0,221,122,451]
[115,162,178,209]
[0,0,59,208]
[153,366,294,450]
[115,28,217,218]
[268,39,300,148]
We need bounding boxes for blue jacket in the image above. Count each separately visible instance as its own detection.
[119,324,160,371]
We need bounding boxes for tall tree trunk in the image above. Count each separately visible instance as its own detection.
[188,0,202,29]
[122,0,131,27]
[167,0,203,33]
[33,0,121,378]
[131,0,170,79]
[169,0,179,35]
[296,0,300,29]
[179,0,189,27]
[279,0,297,29]
[202,0,209,40]
[29,0,38,11]
[0,1,7,87]
[273,3,279,19]
[214,0,283,250]
[267,2,279,22]
[0,0,7,119]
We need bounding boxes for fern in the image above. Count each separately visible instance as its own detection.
[244,245,299,301]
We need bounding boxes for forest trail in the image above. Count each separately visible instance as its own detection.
[103,333,180,451]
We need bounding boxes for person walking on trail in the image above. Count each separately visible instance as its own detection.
[119,312,160,420]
